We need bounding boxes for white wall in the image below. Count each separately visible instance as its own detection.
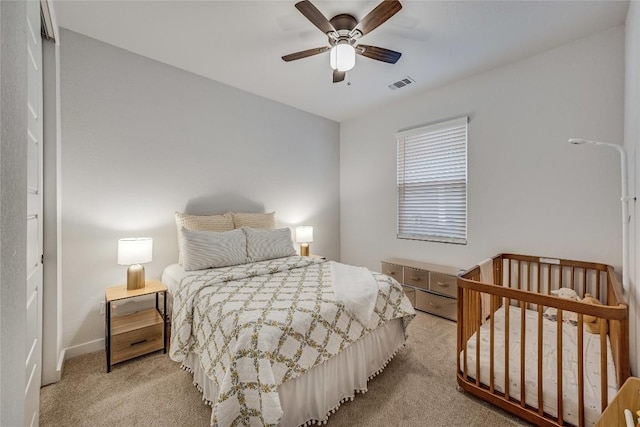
[0,0,28,424]
[59,29,340,354]
[341,27,624,275]
[625,1,640,376]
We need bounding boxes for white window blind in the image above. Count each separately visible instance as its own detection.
[397,116,468,244]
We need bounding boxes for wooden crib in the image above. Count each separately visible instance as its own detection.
[457,254,629,427]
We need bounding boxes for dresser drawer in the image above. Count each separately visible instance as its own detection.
[404,267,429,290]
[111,323,164,364]
[401,285,416,306]
[415,290,457,321]
[381,262,403,281]
[429,272,458,298]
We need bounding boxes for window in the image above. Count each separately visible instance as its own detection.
[397,116,468,244]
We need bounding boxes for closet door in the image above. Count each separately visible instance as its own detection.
[25,0,44,425]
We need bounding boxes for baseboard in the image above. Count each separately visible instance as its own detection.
[56,348,66,381]
[63,338,105,360]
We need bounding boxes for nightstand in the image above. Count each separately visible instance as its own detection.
[105,280,167,372]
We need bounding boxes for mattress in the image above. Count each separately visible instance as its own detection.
[461,305,618,427]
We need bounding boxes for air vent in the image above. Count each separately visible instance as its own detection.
[388,76,415,91]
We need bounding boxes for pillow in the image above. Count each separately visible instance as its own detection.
[243,227,296,262]
[175,212,235,265]
[230,212,276,229]
[181,228,248,271]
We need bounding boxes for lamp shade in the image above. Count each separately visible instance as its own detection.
[118,238,153,265]
[295,226,314,243]
[330,44,355,72]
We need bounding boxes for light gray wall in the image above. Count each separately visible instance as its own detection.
[0,0,27,424]
[340,27,624,274]
[59,29,340,353]
[625,2,640,376]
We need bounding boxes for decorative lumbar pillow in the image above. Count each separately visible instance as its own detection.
[181,228,248,271]
[243,227,296,262]
[230,212,276,229]
[175,212,234,265]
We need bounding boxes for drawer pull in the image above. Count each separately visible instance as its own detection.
[130,339,148,346]
[435,281,449,288]
[409,276,421,281]
[385,271,396,275]
[428,301,442,309]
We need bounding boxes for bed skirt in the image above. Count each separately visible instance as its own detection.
[183,317,406,426]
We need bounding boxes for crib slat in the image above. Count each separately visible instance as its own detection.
[476,291,481,387]
[537,305,543,415]
[463,288,468,381]
[557,308,563,425]
[600,317,608,412]
[520,300,526,408]
[505,298,510,401]
[582,268,587,296]
[537,262,541,294]
[547,264,551,295]
[571,266,575,290]
[596,270,601,301]
[578,313,585,427]
[517,260,521,290]
[489,295,495,393]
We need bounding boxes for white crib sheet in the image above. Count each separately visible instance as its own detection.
[461,305,618,426]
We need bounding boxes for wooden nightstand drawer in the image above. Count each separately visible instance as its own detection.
[109,307,164,365]
[415,290,457,321]
[381,262,402,281]
[404,267,428,290]
[429,272,457,298]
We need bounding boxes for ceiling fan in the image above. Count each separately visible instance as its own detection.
[282,0,403,83]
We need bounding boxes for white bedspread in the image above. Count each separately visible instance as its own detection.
[170,256,415,427]
[330,261,379,325]
[461,305,618,426]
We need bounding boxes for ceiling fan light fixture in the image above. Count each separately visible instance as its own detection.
[330,44,355,72]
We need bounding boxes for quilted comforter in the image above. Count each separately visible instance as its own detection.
[170,256,415,427]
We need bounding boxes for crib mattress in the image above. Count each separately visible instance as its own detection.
[460,305,618,427]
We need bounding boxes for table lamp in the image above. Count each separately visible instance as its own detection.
[118,237,153,290]
[295,226,313,256]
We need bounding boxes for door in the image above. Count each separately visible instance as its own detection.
[25,0,44,425]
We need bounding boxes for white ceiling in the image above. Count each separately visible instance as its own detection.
[53,0,629,122]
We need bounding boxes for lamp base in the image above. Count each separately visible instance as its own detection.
[127,264,146,290]
[300,243,309,257]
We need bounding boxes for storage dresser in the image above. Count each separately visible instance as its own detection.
[381,258,460,321]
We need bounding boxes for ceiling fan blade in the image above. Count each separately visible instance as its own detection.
[357,44,402,64]
[295,1,336,35]
[357,0,402,36]
[282,47,330,62]
[333,70,346,83]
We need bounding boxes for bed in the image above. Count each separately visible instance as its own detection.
[457,254,629,427]
[166,250,415,426]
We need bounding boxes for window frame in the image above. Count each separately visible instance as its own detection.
[396,116,468,245]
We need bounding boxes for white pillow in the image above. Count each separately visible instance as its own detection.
[174,212,234,265]
[243,227,297,262]
[181,228,248,271]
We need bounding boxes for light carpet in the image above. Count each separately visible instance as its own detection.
[40,312,531,426]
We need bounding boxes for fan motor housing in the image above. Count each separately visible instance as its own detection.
[329,14,357,32]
